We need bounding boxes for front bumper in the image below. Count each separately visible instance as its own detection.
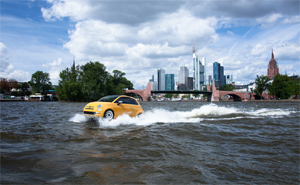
[83,111,102,117]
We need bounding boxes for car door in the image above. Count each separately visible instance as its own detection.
[113,97,132,117]
[127,97,140,117]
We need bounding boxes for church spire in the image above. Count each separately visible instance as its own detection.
[272,48,274,59]
[72,56,75,70]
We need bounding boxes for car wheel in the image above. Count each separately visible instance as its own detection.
[138,113,142,117]
[104,110,114,120]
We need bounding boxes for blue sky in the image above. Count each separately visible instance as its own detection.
[1,0,299,89]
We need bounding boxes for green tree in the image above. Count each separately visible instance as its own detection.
[218,84,235,91]
[56,61,134,101]
[29,71,52,94]
[268,74,294,99]
[164,93,173,99]
[254,75,270,99]
[193,90,200,99]
[19,82,30,96]
[287,78,300,99]
[56,66,82,101]
[81,61,108,101]
[105,69,134,95]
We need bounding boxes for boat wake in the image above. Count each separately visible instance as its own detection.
[69,104,293,127]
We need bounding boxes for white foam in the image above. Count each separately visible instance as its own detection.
[188,104,238,117]
[69,114,88,122]
[69,104,293,127]
[248,108,291,116]
[99,108,202,127]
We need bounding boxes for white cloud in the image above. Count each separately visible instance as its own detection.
[42,58,62,67]
[256,13,283,28]
[0,42,10,72]
[282,16,300,24]
[61,9,220,88]
[227,31,234,35]
[42,58,68,85]
[0,42,30,82]
[42,0,91,22]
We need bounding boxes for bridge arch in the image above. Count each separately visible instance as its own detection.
[126,93,145,101]
[221,93,243,101]
[125,82,151,101]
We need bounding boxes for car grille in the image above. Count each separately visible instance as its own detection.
[83,111,96,115]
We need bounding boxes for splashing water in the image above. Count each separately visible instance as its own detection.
[69,103,292,127]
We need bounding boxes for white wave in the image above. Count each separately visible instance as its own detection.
[247,108,291,116]
[188,104,238,117]
[69,114,88,122]
[69,104,294,127]
[99,108,202,127]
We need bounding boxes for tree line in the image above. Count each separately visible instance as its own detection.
[56,61,133,101]
[254,74,300,99]
[0,61,134,101]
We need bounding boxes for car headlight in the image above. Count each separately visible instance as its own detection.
[97,104,102,108]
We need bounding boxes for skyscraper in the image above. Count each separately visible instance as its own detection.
[165,74,175,90]
[178,66,189,84]
[185,77,193,90]
[157,68,165,90]
[193,46,206,90]
[213,61,225,87]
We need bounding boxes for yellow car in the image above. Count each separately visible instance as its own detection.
[83,95,144,120]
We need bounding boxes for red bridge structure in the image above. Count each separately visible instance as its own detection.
[208,83,254,101]
[126,82,255,102]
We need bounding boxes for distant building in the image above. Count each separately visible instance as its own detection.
[150,81,158,91]
[226,75,233,85]
[234,84,248,93]
[185,77,193,90]
[267,49,279,80]
[178,83,186,90]
[193,45,206,90]
[157,68,165,90]
[213,61,225,88]
[208,75,214,86]
[248,82,256,92]
[174,81,178,91]
[178,66,189,84]
[165,74,175,90]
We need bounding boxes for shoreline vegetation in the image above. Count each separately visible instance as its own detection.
[1,99,299,102]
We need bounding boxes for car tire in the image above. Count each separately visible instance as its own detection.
[137,113,142,117]
[104,110,114,120]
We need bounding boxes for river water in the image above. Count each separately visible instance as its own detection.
[1,101,299,184]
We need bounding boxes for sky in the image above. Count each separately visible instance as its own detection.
[0,0,299,89]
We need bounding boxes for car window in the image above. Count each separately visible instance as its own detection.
[115,97,130,104]
[115,97,138,105]
[98,95,119,102]
[128,98,138,105]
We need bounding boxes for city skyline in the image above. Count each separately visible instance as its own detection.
[1,0,299,89]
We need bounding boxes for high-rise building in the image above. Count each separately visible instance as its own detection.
[185,77,193,90]
[193,46,206,90]
[220,66,224,85]
[213,61,225,88]
[150,81,158,91]
[267,49,279,79]
[213,62,220,82]
[208,75,213,85]
[178,66,189,84]
[165,74,175,90]
[157,68,165,90]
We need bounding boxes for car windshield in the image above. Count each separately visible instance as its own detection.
[98,95,120,102]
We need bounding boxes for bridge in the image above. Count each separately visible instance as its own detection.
[126,82,254,102]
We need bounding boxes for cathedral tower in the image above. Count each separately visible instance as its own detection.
[267,49,279,79]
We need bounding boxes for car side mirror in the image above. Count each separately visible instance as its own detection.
[117,101,123,105]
